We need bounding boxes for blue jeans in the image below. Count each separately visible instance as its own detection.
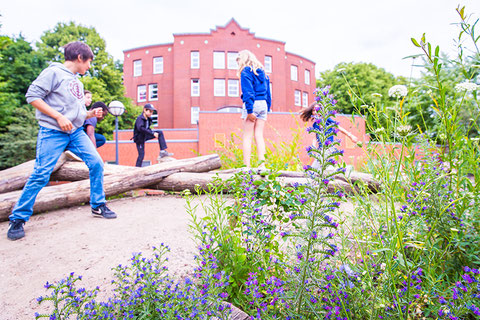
[10,126,105,222]
[94,133,106,148]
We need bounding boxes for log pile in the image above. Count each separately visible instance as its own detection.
[0,154,380,221]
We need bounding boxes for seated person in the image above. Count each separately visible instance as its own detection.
[84,101,108,148]
[133,103,172,167]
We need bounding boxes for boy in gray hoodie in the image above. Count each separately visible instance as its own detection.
[7,41,117,241]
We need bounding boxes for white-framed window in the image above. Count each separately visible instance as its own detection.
[305,69,310,85]
[137,85,146,102]
[227,52,238,69]
[294,90,301,106]
[153,57,163,74]
[269,82,273,98]
[228,79,239,97]
[291,65,298,81]
[264,56,272,73]
[302,92,308,107]
[133,60,142,77]
[191,79,200,96]
[213,51,225,69]
[214,79,225,96]
[191,51,199,69]
[191,106,200,124]
[151,109,158,126]
[149,83,158,101]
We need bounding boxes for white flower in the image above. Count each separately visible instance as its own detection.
[396,125,412,137]
[371,93,383,98]
[455,81,479,93]
[388,85,408,98]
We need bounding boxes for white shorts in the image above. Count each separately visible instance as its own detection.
[241,100,268,121]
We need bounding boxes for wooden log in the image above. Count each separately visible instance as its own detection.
[0,153,68,194]
[51,154,221,181]
[0,154,221,221]
[151,172,234,193]
[149,171,356,195]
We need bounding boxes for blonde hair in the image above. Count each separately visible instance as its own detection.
[237,50,264,77]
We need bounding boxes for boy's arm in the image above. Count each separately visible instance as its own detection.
[30,99,73,132]
[338,125,359,143]
[85,125,97,146]
[86,108,103,119]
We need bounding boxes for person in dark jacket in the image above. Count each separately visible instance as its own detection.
[133,104,171,167]
[237,50,271,170]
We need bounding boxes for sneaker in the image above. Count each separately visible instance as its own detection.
[159,150,173,158]
[7,219,25,240]
[91,204,117,219]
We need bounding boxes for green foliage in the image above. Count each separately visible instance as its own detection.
[0,36,46,168]
[317,62,399,115]
[0,105,38,169]
[0,36,47,130]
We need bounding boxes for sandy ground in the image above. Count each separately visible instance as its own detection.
[0,194,206,320]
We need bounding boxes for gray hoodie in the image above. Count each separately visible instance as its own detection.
[25,62,87,132]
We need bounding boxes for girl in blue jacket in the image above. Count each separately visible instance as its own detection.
[237,50,271,169]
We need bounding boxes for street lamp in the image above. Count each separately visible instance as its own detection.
[108,100,125,165]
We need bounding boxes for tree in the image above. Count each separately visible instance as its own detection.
[37,22,140,139]
[0,36,46,130]
[0,36,47,169]
[317,62,399,115]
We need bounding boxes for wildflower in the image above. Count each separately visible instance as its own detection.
[388,85,408,98]
[455,81,478,93]
[371,93,383,98]
[396,125,412,137]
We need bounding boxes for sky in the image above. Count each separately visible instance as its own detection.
[2,0,480,78]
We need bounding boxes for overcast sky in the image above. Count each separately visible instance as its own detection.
[2,0,480,78]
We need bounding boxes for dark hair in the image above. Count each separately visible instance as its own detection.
[63,41,94,62]
[84,90,92,95]
[300,102,317,122]
[90,101,108,111]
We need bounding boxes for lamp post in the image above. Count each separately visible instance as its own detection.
[108,101,125,165]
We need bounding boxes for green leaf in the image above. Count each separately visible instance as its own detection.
[411,38,421,47]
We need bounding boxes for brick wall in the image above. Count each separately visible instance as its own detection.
[97,112,371,168]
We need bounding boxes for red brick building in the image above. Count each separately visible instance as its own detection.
[97,20,369,168]
[123,19,317,128]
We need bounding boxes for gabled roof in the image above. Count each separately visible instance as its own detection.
[173,18,285,44]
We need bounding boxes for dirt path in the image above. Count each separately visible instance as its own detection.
[0,194,205,320]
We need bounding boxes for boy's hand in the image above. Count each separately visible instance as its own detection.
[87,108,103,119]
[154,132,159,138]
[56,115,73,132]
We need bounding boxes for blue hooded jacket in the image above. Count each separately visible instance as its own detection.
[240,67,271,114]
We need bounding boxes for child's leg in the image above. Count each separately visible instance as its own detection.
[242,120,255,167]
[253,119,266,162]
[155,130,168,150]
[94,133,106,148]
[135,143,145,167]
[10,127,70,222]
[67,128,105,208]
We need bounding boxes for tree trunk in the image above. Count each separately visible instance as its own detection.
[0,153,68,194]
[149,172,356,194]
[0,154,221,221]
[50,154,221,181]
